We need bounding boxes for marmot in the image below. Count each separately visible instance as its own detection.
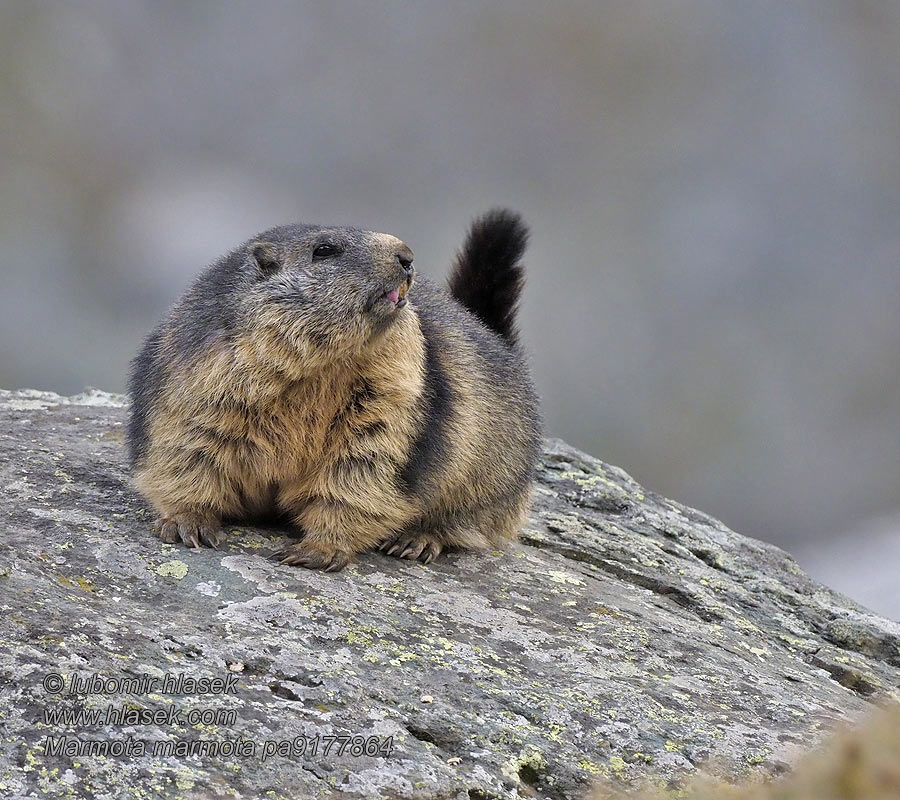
[127,209,541,571]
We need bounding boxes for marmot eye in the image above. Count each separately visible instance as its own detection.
[312,243,341,259]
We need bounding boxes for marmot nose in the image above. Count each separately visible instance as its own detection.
[396,245,414,274]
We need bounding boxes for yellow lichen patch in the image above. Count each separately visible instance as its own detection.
[345,624,379,647]
[57,576,95,593]
[174,768,196,791]
[235,532,270,550]
[734,617,762,634]
[777,633,814,649]
[388,650,419,666]
[738,641,770,659]
[154,560,189,579]
[546,570,585,586]
[609,755,628,777]
[745,751,769,766]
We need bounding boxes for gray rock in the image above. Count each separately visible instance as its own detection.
[0,388,897,800]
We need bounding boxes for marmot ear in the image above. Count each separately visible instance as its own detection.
[250,241,281,274]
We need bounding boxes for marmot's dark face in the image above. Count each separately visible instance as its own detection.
[241,225,415,360]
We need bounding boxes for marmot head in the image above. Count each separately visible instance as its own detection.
[237,223,415,366]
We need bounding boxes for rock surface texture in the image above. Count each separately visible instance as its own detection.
[1,389,898,800]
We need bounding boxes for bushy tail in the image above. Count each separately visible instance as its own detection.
[448,208,529,346]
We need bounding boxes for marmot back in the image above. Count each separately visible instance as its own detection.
[127,210,541,570]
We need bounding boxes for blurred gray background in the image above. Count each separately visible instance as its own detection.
[2,1,898,618]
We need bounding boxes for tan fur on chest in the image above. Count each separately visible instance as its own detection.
[134,310,425,523]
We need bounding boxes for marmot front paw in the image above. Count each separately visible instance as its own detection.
[272,540,352,572]
[154,512,223,549]
[380,530,443,564]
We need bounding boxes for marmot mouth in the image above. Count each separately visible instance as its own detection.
[382,281,409,309]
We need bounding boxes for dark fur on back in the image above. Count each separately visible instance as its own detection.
[127,324,165,467]
[397,307,457,497]
[447,208,528,346]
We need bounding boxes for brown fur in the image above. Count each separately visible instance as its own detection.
[128,218,541,570]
